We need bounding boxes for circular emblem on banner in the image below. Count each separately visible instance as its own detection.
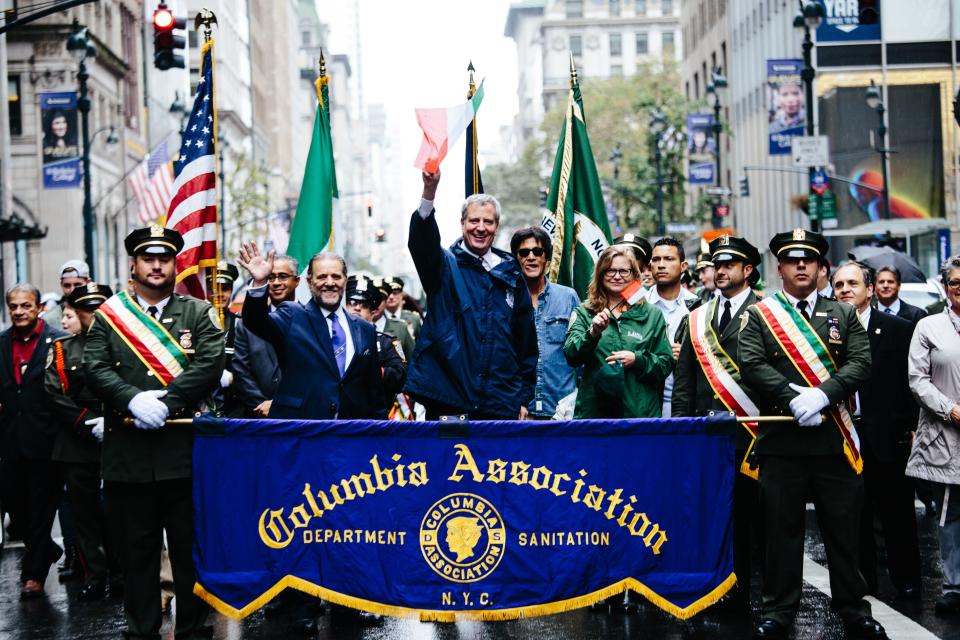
[419,493,505,583]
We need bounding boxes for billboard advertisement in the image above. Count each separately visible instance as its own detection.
[40,91,81,189]
[686,113,715,185]
[766,60,805,156]
[815,0,881,43]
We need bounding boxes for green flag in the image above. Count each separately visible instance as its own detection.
[288,59,339,271]
[543,61,612,299]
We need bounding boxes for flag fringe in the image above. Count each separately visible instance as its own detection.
[193,572,737,623]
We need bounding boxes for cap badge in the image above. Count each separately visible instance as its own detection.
[718,235,730,246]
[792,228,806,241]
[150,223,165,237]
[87,283,98,293]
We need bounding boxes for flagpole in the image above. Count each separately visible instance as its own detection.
[317,50,333,252]
[466,61,480,196]
[197,9,223,326]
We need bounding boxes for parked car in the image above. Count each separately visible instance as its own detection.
[899,278,946,315]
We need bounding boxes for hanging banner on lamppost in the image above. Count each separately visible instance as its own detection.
[766,60,805,156]
[40,91,81,189]
[686,113,715,185]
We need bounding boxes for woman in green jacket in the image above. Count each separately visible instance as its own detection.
[564,245,673,418]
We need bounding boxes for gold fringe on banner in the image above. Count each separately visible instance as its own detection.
[194,572,737,622]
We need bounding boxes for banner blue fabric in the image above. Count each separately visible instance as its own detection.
[192,415,736,621]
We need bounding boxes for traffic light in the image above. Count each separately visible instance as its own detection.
[739,175,750,197]
[538,186,549,208]
[375,228,386,242]
[153,2,186,71]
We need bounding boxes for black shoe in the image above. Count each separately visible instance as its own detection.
[290,618,317,636]
[78,582,107,602]
[844,616,887,638]
[753,618,787,639]
[935,592,960,615]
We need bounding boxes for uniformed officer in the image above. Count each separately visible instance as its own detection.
[672,235,762,613]
[210,261,242,417]
[345,275,407,397]
[383,276,422,341]
[84,224,224,640]
[694,252,717,302]
[45,283,118,601]
[738,229,884,639]
[371,277,416,361]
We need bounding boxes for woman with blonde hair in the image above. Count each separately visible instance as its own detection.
[564,245,673,418]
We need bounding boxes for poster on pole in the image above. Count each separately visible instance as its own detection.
[40,91,81,189]
[766,60,805,156]
[686,113,715,185]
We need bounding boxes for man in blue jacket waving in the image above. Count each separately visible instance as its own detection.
[406,171,538,420]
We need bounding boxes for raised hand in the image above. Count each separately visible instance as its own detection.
[422,171,441,201]
[237,242,275,286]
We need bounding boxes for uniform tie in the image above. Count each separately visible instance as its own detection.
[147,306,159,320]
[796,300,810,321]
[884,307,893,314]
[718,300,732,333]
[328,312,346,378]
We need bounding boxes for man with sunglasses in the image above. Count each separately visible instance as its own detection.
[511,227,580,419]
[231,255,300,418]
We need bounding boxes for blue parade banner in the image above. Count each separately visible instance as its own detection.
[191,416,736,621]
[39,92,81,189]
[766,60,805,156]
[687,113,716,185]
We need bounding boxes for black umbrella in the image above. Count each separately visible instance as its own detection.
[847,245,926,283]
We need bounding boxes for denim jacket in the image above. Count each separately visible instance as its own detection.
[529,281,581,418]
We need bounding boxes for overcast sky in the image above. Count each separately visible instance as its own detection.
[322,0,519,242]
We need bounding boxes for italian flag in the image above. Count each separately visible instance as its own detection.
[620,280,647,306]
[414,82,484,173]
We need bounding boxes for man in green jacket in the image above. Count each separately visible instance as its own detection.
[738,229,883,639]
[84,225,224,640]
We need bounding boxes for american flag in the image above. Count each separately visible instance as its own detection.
[127,140,174,225]
[166,41,218,299]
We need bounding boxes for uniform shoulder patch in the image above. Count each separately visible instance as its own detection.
[739,308,751,331]
[393,338,406,362]
[45,347,55,369]
[208,306,223,331]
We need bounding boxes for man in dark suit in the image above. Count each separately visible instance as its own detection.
[237,244,387,420]
[231,255,300,417]
[833,262,922,600]
[874,266,927,324]
[673,235,762,612]
[0,283,69,598]
[739,230,884,639]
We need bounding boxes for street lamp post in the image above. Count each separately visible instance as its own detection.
[217,136,229,249]
[67,19,97,278]
[794,0,824,232]
[650,109,667,235]
[705,67,727,189]
[865,80,891,220]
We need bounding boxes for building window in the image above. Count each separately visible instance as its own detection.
[609,0,621,16]
[611,64,623,76]
[566,0,583,18]
[120,6,138,128]
[636,31,648,54]
[662,0,673,14]
[8,76,21,136]
[302,30,311,47]
[662,31,675,54]
[610,33,622,56]
[635,0,647,14]
[570,34,583,57]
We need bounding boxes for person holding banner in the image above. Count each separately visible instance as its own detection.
[672,235,762,614]
[738,230,884,639]
[84,225,224,640]
[564,245,673,420]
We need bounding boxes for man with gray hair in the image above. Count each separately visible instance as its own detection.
[406,171,537,420]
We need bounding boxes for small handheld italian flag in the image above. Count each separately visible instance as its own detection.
[414,82,484,173]
[620,280,647,306]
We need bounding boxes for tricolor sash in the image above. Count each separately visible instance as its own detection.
[96,291,190,386]
[689,299,760,479]
[753,293,862,473]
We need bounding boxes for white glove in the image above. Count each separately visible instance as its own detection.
[128,390,169,429]
[220,369,233,389]
[85,417,104,442]
[788,383,829,427]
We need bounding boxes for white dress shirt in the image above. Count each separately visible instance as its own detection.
[782,289,820,316]
[717,286,752,325]
[879,298,901,315]
[136,295,171,318]
[646,286,698,416]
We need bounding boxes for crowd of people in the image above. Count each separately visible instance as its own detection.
[1,169,960,640]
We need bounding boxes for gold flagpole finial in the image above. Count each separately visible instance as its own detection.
[569,52,578,88]
[319,49,327,77]
[194,8,217,43]
[467,60,476,98]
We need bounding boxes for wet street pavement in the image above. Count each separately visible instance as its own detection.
[2,504,958,639]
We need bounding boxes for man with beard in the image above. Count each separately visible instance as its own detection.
[237,244,387,420]
[84,225,224,639]
[672,235,762,613]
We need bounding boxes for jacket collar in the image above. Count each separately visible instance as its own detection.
[450,238,521,285]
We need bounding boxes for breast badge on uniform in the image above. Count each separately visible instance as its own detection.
[45,348,54,369]
[393,339,406,362]
[208,306,223,330]
[179,330,193,349]
[827,317,842,344]
[739,310,750,331]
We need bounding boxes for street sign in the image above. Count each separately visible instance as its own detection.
[792,136,829,167]
[665,222,698,235]
[810,170,829,195]
[809,192,838,228]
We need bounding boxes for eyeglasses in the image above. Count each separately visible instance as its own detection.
[517,247,545,258]
[947,280,960,290]
[267,273,294,282]
[603,269,634,279]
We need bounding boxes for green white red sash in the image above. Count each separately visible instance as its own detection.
[754,293,863,474]
[96,291,190,386]
[689,298,760,479]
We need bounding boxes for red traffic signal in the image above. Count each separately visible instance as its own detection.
[153,7,174,29]
[153,2,186,71]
